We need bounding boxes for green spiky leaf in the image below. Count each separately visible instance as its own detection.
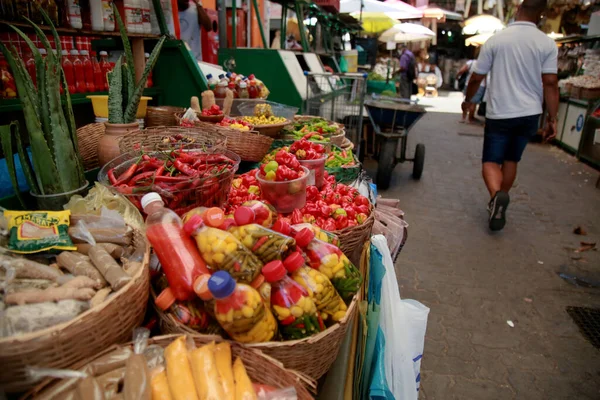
[14,123,39,194]
[0,122,26,207]
[108,57,124,124]
[113,4,135,96]
[121,63,130,117]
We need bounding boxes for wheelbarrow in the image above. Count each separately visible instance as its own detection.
[365,95,426,190]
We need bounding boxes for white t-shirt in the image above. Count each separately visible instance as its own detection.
[179,1,202,61]
[474,21,558,120]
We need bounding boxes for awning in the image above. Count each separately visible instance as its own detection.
[417,5,463,21]
[340,0,423,19]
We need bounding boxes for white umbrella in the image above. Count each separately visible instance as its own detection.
[379,23,435,42]
[465,33,493,46]
[341,0,423,19]
[462,14,504,35]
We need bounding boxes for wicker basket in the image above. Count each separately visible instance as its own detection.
[330,131,345,147]
[118,126,227,154]
[252,120,292,138]
[153,244,369,381]
[341,137,354,152]
[293,115,344,136]
[145,106,186,127]
[25,334,316,400]
[580,87,600,100]
[76,123,105,171]
[0,230,151,393]
[334,208,375,266]
[176,114,274,162]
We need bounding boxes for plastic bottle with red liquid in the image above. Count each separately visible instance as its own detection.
[141,193,210,302]
[91,51,104,92]
[99,51,111,90]
[61,50,76,94]
[71,49,86,93]
[144,52,153,88]
[248,80,259,99]
[24,50,36,87]
[80,50,96,92]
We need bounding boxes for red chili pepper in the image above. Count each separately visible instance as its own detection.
[251,236,269,252]
[115,163,138,185]
[154,175,192,183]
[128,171,156,185]
[172,151,196,163]
[155,166,165,176]
[107,168,118,185]
[174,159,198,176]
[280,315,296,325]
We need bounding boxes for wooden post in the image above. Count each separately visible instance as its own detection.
[132,38,145,83]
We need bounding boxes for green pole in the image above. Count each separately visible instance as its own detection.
[295,2,309,52]
[232,0,237,49]
[251,0,268,48]
[281,2,287,49]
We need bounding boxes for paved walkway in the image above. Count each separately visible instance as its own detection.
[367,99,600,399]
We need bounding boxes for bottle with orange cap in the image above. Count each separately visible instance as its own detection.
[283,252,347,325]
[262,260,324,340]
[183,208,263,285]
[225,206,296,264]
[208,270,277,343]
[273,223,361,302]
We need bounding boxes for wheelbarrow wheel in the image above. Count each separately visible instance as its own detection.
[376,139,396,190]
[412,143,425,180]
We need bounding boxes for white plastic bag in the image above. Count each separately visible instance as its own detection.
[372,235,430,400]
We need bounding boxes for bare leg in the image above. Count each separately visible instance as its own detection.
[500,161,518,192]
[482,162,503,197]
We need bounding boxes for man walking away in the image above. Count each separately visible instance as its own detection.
[397,45,416,99]
[178,0,212,61]
[463,0,559,231]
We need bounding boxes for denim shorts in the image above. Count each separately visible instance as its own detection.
[482,114,540,164]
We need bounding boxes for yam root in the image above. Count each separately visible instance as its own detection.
[5,286,96,305]
[83,347,132,376]
[123,354,151,400]
[76,376,105,400]
[95,367,126,399]
[76,243,125,259]
[90,287,112,307]
[200,91,215,110]
[3,300,89,336]
[223,89,234,116]
[61,276,99,290]
[69,227,131,246]
[88,246,131,291]
[56,252,107,289]
[0,254,63,281]
[191,96,201,112]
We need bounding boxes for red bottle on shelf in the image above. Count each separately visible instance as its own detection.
[91,51,104,92]
[144,52,153,88]
[99,51,111,91]
[61,50,76,94]
[71,49,86,93]
[80,50,96,93]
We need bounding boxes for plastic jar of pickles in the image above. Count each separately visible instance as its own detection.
[208,271,277,343]
[273,220,340,247]
[227,221,296,264]
[262,260,324,340]
[184,215,263,284]
[283,252,347,325]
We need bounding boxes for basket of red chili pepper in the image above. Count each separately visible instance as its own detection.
[98,147,241,216]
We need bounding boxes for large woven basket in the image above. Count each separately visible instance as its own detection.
[76,123,105,171]
[175,113,274,162]
[334,207,375,266]
[152,244,369,381]
[145,106,186,127]
[118,126,227,154]
[0,230,151,393]
[25,334,315,400]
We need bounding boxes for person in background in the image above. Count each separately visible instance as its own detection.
[396,45,416,99]
[462,0,558,232]
[178,0,212,61]
[457,49,486,123]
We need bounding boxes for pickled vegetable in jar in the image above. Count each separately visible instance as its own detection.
[262,260,324,340]
[296,229,362,302]
[227,223,296,264]
[291,223,340,247]
[283,252,347,325]
[184,215,263,284]
[208,271,277,343]
[239,200,277,228]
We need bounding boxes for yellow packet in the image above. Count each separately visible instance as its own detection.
[5,210,76,254]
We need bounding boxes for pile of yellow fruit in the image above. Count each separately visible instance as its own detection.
[241,115,287,125]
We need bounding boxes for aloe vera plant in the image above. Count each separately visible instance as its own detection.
[0,9,85,207]
[108,4,166,124]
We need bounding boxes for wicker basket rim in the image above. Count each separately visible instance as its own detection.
[250,119,292,129]
[0,235,150,344]
[330,205,374,235]
[174,112,269,136]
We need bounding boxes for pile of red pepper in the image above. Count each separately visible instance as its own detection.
[107,150,237,215]
[289,139,326,160]
[225,170,262,214]
[201,104,223,116]
[281,174,371,231]
[258,150,305,182]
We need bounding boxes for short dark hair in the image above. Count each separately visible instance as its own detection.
[521,0,547,14]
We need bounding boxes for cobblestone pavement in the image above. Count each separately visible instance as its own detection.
[366,104,600,399]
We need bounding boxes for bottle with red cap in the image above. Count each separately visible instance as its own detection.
[71,50,86,93]
[225,206,296,264]
[142,192,210,302]
[283,252,347,325]
[290,223,340,246]
[208,270,277,343]
[79,50,96,92]
[183,210,263,285]
[90,51,104,93]
[273,225,361,302]
[262,260,323,339]
[238,200,277,228]
[99,51,111,91]
[61,50,76,94]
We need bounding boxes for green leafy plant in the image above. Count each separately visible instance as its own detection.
[108,4,166,124]
[0,9,86,207]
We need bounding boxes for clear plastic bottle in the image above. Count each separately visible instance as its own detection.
[71,49,86,94]
[102,0,114,31]
[206,73,217,91]
[142,193,210,302]
[89,0,104,31]
[99,51,111,91]
[61,50,76,94]
[248,80,259,99]
[124,0,138,33]
[214,80,228,99]
[140,0,151,34]
[80,50,96,92]
[237,80,249,99]
[91,51,104,92]
[66,0,83,29]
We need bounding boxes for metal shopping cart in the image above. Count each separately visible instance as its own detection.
[304,72,368,154]
[365,94,426,190]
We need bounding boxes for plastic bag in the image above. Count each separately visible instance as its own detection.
[256,386,297,400]
[372,235,429,400]
[123,327,151,400]
[5,210,76,254]
[290,223,339,246]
